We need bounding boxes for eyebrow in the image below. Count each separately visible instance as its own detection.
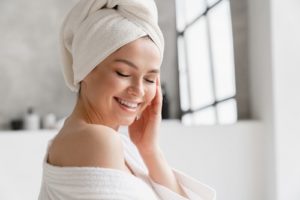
[114,59,160,74]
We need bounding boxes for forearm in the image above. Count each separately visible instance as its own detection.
[139,147,188,198]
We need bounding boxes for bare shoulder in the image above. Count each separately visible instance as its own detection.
[48,124,125,170]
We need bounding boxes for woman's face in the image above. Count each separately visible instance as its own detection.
[81,37,161,128]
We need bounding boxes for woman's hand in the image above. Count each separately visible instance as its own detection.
[128,77,162,155]
[129,79,188,198]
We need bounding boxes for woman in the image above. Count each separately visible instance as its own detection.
[38,0,216,199]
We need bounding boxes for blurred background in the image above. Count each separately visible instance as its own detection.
[0,0,299,200]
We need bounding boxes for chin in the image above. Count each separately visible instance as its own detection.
[118,117,136,126]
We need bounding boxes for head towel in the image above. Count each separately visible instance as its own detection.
[60,0,165,92]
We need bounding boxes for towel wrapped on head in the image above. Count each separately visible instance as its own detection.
[60,0,165,92]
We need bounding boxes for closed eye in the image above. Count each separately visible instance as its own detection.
[145,79,155,84]
[116,71,130,77]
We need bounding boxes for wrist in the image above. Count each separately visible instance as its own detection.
[138,144,161,158]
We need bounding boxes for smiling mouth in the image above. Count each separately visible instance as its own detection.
[114,97,142,110]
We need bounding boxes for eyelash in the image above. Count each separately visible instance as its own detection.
[146,79,155,84]
[116,71,155,84]
[116,71,130,77]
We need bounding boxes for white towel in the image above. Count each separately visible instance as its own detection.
[60,0,165,92]
[38,134,216,200]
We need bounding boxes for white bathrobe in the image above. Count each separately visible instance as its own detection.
[38,133,216,200]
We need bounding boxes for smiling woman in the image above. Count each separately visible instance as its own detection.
[38,0,216,199]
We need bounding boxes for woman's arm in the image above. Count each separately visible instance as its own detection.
[139,146,188,198]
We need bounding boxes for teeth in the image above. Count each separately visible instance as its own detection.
[117,98,138,108]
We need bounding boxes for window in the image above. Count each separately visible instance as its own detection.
[176,0,237,125]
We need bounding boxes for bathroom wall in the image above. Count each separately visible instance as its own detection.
[247,0,300,199]
[271,0,300,199]
[0,0,78,129]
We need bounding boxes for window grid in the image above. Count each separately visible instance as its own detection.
[176,0,237,124]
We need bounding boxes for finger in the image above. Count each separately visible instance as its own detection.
[156,76,160,86]
[152,77,162,113]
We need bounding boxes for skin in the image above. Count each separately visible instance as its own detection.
[49,37,187,197]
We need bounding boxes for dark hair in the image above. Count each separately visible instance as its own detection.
[77,82,81,98]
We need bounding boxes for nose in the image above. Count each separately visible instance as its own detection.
[128,80,145,97]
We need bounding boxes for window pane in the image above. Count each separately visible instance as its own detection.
[208,0,236,100]
[185,18,214,109]
[185,0,206,24]
[181,114,193,125]
[177,37,190,111]
[193,107,216,125]
[177,36,187,72]
[182,107,216,125]
[175,0,186,31]
[216,99,237,124]
[179,74,190,111]
[207,0,220,7]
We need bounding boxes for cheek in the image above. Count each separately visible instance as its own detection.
[145,86,156,103]
[139,86,156,113]
[88,75,117,101]
[107,74,128,88]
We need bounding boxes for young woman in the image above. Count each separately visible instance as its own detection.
[38,0,216,199]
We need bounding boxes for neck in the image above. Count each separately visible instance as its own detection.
[68,95,120,131]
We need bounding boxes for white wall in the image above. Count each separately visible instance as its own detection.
[0,131,54,200]
[248,0,300,199]
[159,121,265,200]
[247,0,277,199]
[248,0,276,200]
[272,0,300,199]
